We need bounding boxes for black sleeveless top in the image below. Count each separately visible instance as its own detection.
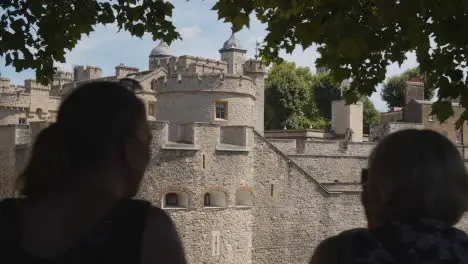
[0,198,153,263]
[338,219,468,264]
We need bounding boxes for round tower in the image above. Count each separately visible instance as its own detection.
[156,34,257,127]
[156,73,256,127]
[149,41,173,70]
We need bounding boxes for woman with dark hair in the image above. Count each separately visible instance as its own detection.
[310,129,468,263]
[0,81,187,263]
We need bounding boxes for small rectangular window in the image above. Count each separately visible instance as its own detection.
[215,101,228,120]
[165,193,178,206]
[429,114,435,122]
[18,118,26,125]
[148,102,156,117]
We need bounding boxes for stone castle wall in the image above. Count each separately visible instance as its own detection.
[370,122,425,142]
[0,92,30,108]
[0,125,27,198]
[0,110,27,126]
[138,122,254,264]
[251,135,365,264]
[5,121,468,264]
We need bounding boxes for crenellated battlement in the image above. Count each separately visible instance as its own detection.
[156,73,256,98]
[74,65,103,82]
[0,78,11,88]
[243,59,266,74]
[148,121,253,152]
[24,79,50,91]
[54,71,74,82]
[150,55,228,74]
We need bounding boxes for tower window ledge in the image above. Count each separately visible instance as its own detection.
[203,206,227,210]
[162,206,188,211]
[235,205,253,209]
[216,144,251,152]
[162,143,199,151]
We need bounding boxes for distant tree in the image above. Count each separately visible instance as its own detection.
[312,74,342,121]
[381,67,436,109]
[265,62,326,130]
[214,0,468,125]
[362,96,380,134]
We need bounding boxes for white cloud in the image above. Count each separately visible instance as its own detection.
[179,25,202,40]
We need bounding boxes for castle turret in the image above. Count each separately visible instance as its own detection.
[219,33,247,75]
[0,78,11,89]
[53,71,73,86]
[73,65,102,82]
[115,63,139,79]
[244,60,266,135]
[149,41,173,70]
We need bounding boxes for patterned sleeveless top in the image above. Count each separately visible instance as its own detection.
[339,219,468,264]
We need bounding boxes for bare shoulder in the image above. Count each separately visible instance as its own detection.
[141,206,187,264]
[310,235,341,264]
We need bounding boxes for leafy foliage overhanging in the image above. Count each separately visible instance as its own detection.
[0,0,178,84]
[212,0,468,127]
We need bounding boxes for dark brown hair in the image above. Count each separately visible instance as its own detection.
[19,81,146,198]
[366,129,468,227]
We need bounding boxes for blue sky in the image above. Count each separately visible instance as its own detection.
[1,0,420,112]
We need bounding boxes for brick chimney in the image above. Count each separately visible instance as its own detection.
[404,77,424,105]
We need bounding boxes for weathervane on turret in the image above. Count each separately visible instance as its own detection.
[255,41,260,60]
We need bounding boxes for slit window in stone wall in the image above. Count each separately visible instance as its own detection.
[215,101,228,120]
[236,190,254,207]
[162,192,189,209]
[203,191,227,208]
[204,193,211,206]
[18,118,26,125]
[148,101,156,117]
[457,130,462,143]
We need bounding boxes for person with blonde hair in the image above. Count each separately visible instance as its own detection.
[0,81,187,263]
[311,129,468,263]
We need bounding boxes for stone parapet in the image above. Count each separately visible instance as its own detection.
[269,138,375,157]
[0,92,30,108]
[158,74,256,98]
[149,121,252,152]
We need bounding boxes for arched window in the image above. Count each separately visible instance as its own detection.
[162,191,189,209]
[236,190,254,207]
[203,190,227,208]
